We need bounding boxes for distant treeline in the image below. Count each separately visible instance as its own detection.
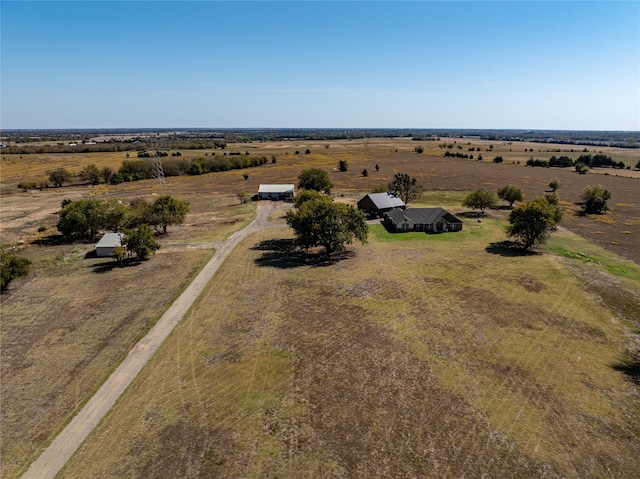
[113,155,268,183]
[17,154,268,190]
[2,138,228,155]
[3,128,638,151]
[526,153,627,169]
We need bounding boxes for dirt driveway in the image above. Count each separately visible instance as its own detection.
[20,202,286,479]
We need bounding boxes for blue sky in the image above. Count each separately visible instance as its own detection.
[2,1,639,130]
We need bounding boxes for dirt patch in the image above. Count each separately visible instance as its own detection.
[517,274,547,293]
[117,421,236,479]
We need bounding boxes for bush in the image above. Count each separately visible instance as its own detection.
[1,246,31,291]
[582,185,611,214]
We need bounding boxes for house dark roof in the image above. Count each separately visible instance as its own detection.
[385,208,462,225]
[364,192,406,210]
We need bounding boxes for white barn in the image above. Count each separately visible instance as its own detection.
[95,232,123,257]
[258,184,295,201]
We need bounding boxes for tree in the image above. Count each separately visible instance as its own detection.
[544,192,564,227]
[548,179,560,192]
[286,198,368,255]
[293,190,329,208]
[493,156,504,163]
[112,245,127,266]
[338,160,349,172]
[298,168,333,193]
[497,185,523,208]
[507,198,558,249]
[635,159,640,170]
[387,173,423,205]
[477,154,483,161]
[102,199,129,232]
[414,145,424,154]
[148,196,190,234]
[1,246,31,291]
[49,168,72,187]
[462,188,497,215]
[79,164,101,185]
[582,185,611,214]
[57,199,106,238]
[362,169,368,177]
[127,198,151,228]
[101,166,115,183]
[122,225,160,260]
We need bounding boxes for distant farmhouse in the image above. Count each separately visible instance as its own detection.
[384,208,463,233]
[357,192,406,217]
[95,232,123,257]
[258,184,295,201]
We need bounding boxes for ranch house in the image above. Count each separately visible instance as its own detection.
[258,184,295,201]
[95,232,124,257]
[357,192,406,217]
[384,208,463,233]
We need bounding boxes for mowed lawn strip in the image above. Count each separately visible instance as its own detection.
[58,221,639,478]
[0,248,213,479]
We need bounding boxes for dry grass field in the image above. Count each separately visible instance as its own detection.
[0,192,259,478]
[1,137,639,478]
[56,220,640,478]
[6,136,636,260]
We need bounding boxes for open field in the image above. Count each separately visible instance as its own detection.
[0,246,214,478]
[0,197,259,478]
[1,137,639,477]
[55,220,640,478]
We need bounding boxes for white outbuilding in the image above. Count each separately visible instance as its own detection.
[95,232,124,257]
[258,184,295,201]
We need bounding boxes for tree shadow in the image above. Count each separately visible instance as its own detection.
[91,258,142,274]
[251,238,354,269]
[613,358,640,386]
[458,211,483,219]
[31,233,82,247]
[485,241,538,257]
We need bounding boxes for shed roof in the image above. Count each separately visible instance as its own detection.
[258,184,295,194]
[363,192,406,210]
[96,232,123,248]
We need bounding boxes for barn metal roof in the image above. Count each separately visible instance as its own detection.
[365,192,406,210]
[258,184,295,193]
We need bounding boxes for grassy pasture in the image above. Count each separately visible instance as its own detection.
[0,196,259,479]
[0,247,213,478]
[57,221,639,479]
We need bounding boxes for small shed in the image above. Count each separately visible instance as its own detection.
[258,184,295,201]
[95,232,123,257]
[357,192,406,217]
